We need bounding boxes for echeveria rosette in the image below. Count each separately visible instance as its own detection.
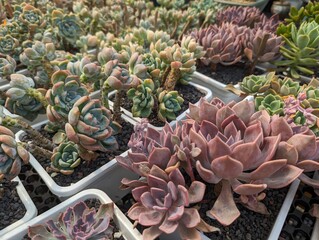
[5,74,46,121]
[239,72,275,95]
[271,76,302,97]
[0,55,16,78]
[158,90,184,122]
[124,166,218,240]
[255,94,284,116]
[127,79,155,118]
[19,4,45,30]
[52,10,83,44]
[0,35,19,56]
[187,98,302,225]
[50,141,81,175]
[28,201,114,239]
[0,126,29,181]
[117,122,200,181]
[46,70,89,123]
[65,96,120,153]
[303,86,319,110]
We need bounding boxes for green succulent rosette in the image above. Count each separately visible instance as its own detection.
[127,79,155,118]
[158,90,184,121]
[0,35,19,56]
[255,94,284,115]
[50,141,81,175]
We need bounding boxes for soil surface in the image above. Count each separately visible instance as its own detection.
[111,83,205,127]
[197,62,265,85]
[117,183,289,240]
[21,120,134,187]
[0,180,27,231]
[201,184,289,240]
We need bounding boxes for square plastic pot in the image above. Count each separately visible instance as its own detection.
[15,114,138,202]
[0,176,37,237]
[2,189,142,240]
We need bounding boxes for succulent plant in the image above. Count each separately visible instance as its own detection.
[187,98,302,225]
[243,28,282,74]
[0,55,16,79]
[5,74,47,121]
[284,1,319,26]
[52,10,83,45]
[158,90,184,121]
[255,94,284,116]
[192,23,246,68]
[50,141,81,175]
[19,3,45,38]
[127,79,155,118]
[46,70,89,123]
[239,72,275,94]
[0,35,19,56]
[303,86,319,109]
[28,201,114,239]
[124,166,217,239]
[65,96,120,153]
[276,21,319,79]
[270,76,302,97]
[0,125,29,181]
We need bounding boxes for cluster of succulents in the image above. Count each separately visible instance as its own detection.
[116,96,319,239]
[28,201,115,239]
[235,72,319,134]
[192,6,282,74]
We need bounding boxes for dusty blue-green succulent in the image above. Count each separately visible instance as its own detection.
[52,10,83,44]
[46,70,89,123]
[5,74,47,121]
[158,90,184,121]
[127,78,155,118]
[20,41,56,68]
[255,93,284,115]
[0,55,16,79]
[0,35,19,56]
[50,141,81,175]
[65,96,120,153]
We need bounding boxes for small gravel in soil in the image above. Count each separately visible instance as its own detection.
[110,84,205,127]
[197,62,265,85]
[21,120,134,187]
[201,184,289,240]
[0,181,26,230]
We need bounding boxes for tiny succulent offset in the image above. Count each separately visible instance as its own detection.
[28,201,115,239]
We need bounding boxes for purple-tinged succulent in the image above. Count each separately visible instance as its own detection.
[192,23,247,68]
[187,98,302,225]
[124,166,218,240]
[0,126,29,182]
[28,201,114,240]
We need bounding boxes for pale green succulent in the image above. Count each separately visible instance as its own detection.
[276,21,319,79]
[5,74,47,121]
[50,141,81,175]
[0,35,19,56]
[240,72,275,94]
[0,55,16,79]
[127,79,155,118]
[158,90,184,121]
[255,94,284,116]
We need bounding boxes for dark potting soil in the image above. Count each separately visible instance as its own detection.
[197,62,265,85]
[21,120,134,187]
[116,184,289,240]
[22,198,125,240]
[110,84,205,127]
[0,180,26,231]
[201,184,289,240]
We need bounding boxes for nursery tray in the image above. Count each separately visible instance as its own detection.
[214,0,269,10]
